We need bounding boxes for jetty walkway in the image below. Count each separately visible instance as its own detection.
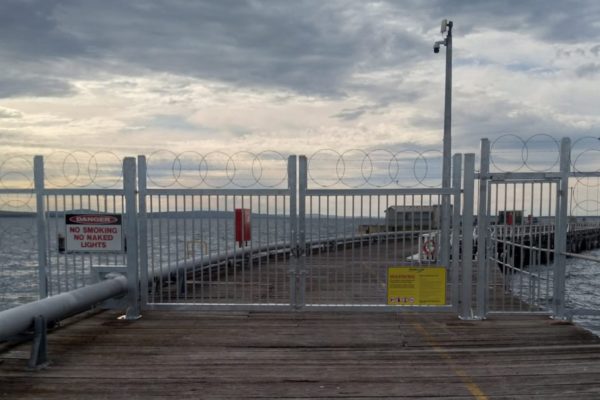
[1,310,599,399]
[2,233,600,399]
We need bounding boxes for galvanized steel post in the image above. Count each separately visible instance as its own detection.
[123,157,141,319]
[34,156,48,299]
[439,20,453,274]
[137,156,149,308]
[476,139,490,319]
[288,156,298,308]
[460,154,475,319]
[553,138,571,319]
[451,153,462,312]
[297,156,307,308]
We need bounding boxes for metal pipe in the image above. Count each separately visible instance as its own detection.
[0,273,127,341]
[561,251,600,263]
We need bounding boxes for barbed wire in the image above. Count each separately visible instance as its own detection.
[43,150,123,188]
[487,134,600,215]
[0,137,597,190]
[490,134,560,172]
[307,149,443,188]
[489,134,600,173]
[145,150,289,188]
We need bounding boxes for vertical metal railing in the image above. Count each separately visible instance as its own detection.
[298,154,465,311]
[475,137,582,319]
[123,158,140,318]
[475,139,490,319]
[450,154,462,313]
[30,156,139,314]
[139,155,296,310]
[460,154,475,319]
[5,142,598,319]
[34,156,48,299]
[138,155,149,307]
[295,156,306,309]
[552,138,571,319]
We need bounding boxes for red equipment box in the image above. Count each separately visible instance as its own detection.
[235,208,251,247]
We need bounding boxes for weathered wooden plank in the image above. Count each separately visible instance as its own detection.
[2,310,600,399]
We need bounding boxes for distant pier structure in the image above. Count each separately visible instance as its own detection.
[492,218,600,270]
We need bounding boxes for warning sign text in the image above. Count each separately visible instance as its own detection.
[65,213,123,252]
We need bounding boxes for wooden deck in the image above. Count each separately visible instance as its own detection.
[1,310,600,399]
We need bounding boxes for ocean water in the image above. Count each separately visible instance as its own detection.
[564,249,600,333]
[0,216,376,309]
[1,217,600,335]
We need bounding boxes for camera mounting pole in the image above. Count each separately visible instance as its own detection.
[434,19,453,270]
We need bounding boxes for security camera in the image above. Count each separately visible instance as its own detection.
[441,19,448,34]
[433,43,440,53]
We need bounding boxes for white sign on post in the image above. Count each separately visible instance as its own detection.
[65,214,123,252]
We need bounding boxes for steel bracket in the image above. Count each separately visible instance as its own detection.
[27,315,50,371]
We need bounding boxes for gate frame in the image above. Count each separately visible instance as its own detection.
[137,155,299,311]
[33,156,140,318]
[475,138,571,320]
[296,154,474,313]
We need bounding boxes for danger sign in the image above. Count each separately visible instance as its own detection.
[65,213,123,252]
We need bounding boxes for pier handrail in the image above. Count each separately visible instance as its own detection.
[561,251,600,263]
[0,273,127,341]
[154,229,430,284]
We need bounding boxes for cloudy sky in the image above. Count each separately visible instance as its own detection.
[0,0,599,160]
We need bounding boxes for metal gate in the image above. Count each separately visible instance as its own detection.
[140,151,475,314]
[13,138,599,319]
[476,138,570,318]
[139,155,298,311]
[297,154,470,312]
[32,155,141,318]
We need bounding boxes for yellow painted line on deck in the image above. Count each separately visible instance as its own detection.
[415,322,488,400]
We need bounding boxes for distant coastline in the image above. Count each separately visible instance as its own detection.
[0,210,286,219]
[0,210,35,218]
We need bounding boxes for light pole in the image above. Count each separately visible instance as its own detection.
[434,19,453,270]
[434,19,453,192]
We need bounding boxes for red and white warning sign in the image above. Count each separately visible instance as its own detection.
[65,214,123,252]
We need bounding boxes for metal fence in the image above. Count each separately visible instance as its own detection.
[476,137,600,320]
[2,136,599,320]
[298,154,471,313]
[139,155,297,310]
[1,156,141,317]
[139,153,474,313]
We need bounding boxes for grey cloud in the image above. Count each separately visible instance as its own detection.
[405,83,600,156]
[397,0,600,44]
[453,104,599,152]
[147,115,198,132]
[332,87,423,121]
[1,0,598,105]
[0,1,430,96]
[0,0,85,60]
[0,76,75,98]
[576,63,600,78]
[0,108,22,119]
[332,107,370,121]
[0,130,20,139]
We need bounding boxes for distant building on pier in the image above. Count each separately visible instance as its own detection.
[385,205,442,231]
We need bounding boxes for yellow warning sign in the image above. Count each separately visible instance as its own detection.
[387,267,446,305]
